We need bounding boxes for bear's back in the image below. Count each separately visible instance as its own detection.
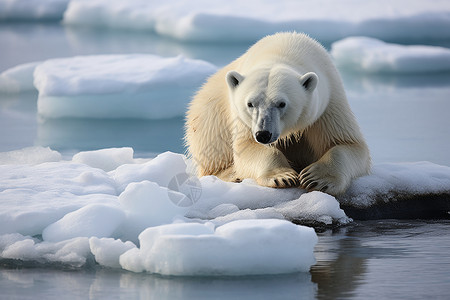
[238,33,340,87]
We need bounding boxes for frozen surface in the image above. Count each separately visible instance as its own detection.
[0,0,69,21]
[33,54,216,119]
[341,162,450,208]
[1,147,449,275]
[0,55,215,119]
[120,220,317,276]
[331,37,450,73]
[63,0,450,42]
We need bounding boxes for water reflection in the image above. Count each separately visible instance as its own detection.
[311,220,450,299]
[341,71,450,91]
[37,117,186,156]
[311,227,367,299]
[0,267,316,300]
[1,221,450,299]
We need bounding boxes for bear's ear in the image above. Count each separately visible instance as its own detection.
[226,71,244,89]
[299,72,318,92]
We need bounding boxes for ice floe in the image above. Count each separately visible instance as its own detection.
[331,37,450,73]
[0,146,449,275]
[34,54,216,119]
[0,0,69,21]
[119,220,317,276]
[62,0,450,42]
[0,55,216,118]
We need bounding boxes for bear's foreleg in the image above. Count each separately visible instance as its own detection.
[233,136,299,188]
[298,143,370,195]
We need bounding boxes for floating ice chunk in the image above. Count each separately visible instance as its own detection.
[42,204,125,242]
[331,37,450,73]
[72,147,135,172]
[34,54,217,119]
[120,219,317,276]
[0,0,69,21]
[118,181,189,243]
[89,237,136,268]
[0,62,40,93]
[0,146,61,165]
[63,0,450,42]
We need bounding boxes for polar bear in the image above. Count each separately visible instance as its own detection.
[185,32,370,196]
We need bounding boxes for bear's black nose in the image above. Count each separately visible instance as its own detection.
[255,131,272,144]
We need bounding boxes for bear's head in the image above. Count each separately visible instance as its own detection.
[226,65,319,145]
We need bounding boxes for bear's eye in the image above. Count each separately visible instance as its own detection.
[247,102,254,108]
[278,102,286,108]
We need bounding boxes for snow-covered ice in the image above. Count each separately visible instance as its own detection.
[342,162,450,208]
[120,220,317,276]
[33,54,216,119]
[331,37,450,73]
[63,0,450,42]
[0,55,217,119]
[1,146,449,275]
[0,0,69,21]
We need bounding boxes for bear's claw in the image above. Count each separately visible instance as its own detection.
[257,169,299,188]
[299,162,344,195]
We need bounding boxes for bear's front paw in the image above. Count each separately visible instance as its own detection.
[257,169,299,188]
[299,163,346,195]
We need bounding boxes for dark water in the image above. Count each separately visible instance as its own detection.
[1,23,450,299]
[1,220,449,300]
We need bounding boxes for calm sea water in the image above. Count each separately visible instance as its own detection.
[1,23,449,299]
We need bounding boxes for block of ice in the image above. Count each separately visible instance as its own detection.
[331,37,450,73]
[111,151,187,193]
[0,0,69,21]
[63,0,450,42]
[120,220,318,275]
[34,54,217,119]
[89,237,136,268]
[42,204,126,242]
[117,181,189,243]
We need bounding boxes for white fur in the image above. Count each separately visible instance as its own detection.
[185,32,370,195]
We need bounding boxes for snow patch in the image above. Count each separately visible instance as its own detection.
[72,147,135,172]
